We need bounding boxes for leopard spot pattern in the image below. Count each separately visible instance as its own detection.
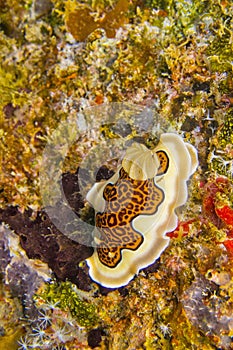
[95,150,169,268]
[156,150,169,175]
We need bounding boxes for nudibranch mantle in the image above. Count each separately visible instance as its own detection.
[86,133,198,288]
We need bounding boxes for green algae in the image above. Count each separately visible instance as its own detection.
[218,111,233,148]
[36,281,98,327]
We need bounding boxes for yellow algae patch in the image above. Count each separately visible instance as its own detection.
[65,0,130,42]
[86,133,198,287]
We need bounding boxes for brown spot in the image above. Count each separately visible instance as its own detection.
[65,0,130,42]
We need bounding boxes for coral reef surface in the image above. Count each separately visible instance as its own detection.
[0,0,233,348]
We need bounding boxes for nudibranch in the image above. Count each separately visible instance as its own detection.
[86,133,198,288]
